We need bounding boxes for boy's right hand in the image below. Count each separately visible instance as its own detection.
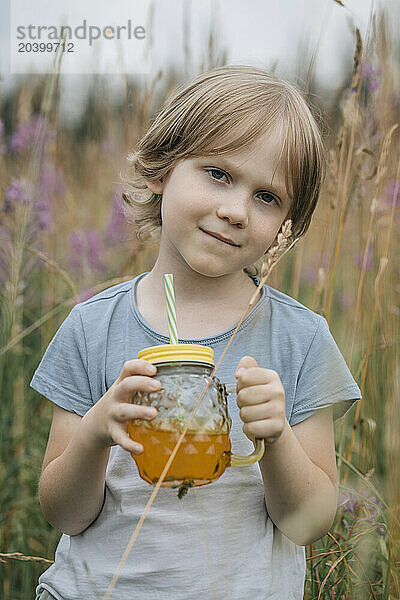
[83,359,160,455]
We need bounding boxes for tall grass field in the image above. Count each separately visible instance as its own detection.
[0,6,399,599]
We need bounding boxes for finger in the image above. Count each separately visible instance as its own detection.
[236,384,272,407]
[236,356,258,371]
[239,403,272,423]
[117,375,161,399]
[243,420,281,441]
[235,367,277,392]
[111,425,144,454]
[112,402,158,423]
[117,359,157,382]
[243,421,280,444]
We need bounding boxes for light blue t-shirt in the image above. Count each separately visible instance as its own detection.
[31,272,361,600]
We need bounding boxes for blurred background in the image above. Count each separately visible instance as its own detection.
[0,0,399,598]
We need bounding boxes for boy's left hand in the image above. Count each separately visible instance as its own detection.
[235,356,286,445]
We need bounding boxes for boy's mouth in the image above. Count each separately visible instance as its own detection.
[200,228,240,247]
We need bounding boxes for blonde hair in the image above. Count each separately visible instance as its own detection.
[120,65,327,277]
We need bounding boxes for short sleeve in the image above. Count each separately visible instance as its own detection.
[30,304,93,416]
[290,315,362,426]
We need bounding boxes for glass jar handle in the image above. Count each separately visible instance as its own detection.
[229,438,265,466]
[223,383,265,466]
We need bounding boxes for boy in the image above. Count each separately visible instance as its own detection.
[32,65,361,600]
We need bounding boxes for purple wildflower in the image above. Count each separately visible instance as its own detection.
[0,118,4,154]
[86,229,105,270]
[377,180,400,216]
[363,63,380,93]
[67,229,106,275]
[0,226,11,282]
[359,490,382,512]
[10,115,56,153]
[38,163,66,203]
[338,490,358,514]
[33,199,54,232]
[358,506,378,524]
[340,489,386,535]
[105,188,125,244]
[29,164,65,234]
[353,245,374,270]
[68,232,85,272]
[77,287,95,302]
[70,231,85,254]
[3,176,55,236]
[4,178,33,212]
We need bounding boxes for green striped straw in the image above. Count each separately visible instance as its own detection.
[164,273,178,344]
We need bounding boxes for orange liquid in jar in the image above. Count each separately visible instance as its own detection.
[127,421,232,486]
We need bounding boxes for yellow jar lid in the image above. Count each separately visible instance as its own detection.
[137,344,214,365]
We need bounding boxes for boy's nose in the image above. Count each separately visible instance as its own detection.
[216,200,249,228]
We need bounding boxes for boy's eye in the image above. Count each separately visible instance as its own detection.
[207,168,229,183]
[258,192,279,206]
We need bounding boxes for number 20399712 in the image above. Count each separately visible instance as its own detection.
[18,42,74,53]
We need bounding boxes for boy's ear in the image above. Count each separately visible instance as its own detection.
[144,178,164,195]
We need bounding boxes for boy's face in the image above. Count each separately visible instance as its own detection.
[146,128,292,278]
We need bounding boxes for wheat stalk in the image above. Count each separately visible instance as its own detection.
[0,552,53,565]
[25,245,80,302]
[348,123,398,365]
[261,219,295,281]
